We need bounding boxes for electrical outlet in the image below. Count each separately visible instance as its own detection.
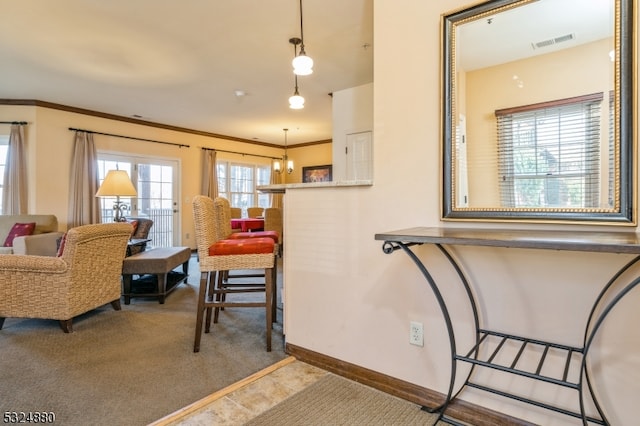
[409,321,424,346]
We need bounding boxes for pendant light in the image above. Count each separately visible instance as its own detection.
[288,38,305,109]
[273,128,293,174]
[284,128,293,174]
[289,75,305,109]
[292,0,313,76]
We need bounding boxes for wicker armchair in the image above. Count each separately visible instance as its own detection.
[229,207,242,219]
[192,195,275,352]
[0,223,132,333]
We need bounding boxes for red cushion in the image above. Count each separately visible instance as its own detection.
[3,222,36,247]
[56,232,67,257]
[209,238,274,256]
[127,219,139,238]
[228,230,279,244]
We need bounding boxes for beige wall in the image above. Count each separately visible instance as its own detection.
[283,1,639,425]
[0,104,292,248]
[282,143,332,184]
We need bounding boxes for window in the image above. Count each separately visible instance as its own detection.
[217,161,271,215]
[497,93,605,209]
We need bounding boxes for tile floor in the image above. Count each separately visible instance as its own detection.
[149,254,326,425]
[150,357,328,426]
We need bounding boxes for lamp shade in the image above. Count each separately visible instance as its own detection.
[292,54,313,76]
[95,170,137,197]
[289,93,305,109]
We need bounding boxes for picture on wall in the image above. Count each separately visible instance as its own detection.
[302,165,333,183]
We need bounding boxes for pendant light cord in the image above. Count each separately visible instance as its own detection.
[299,0,306,51]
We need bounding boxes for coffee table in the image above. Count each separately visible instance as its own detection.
[122,246,191,304]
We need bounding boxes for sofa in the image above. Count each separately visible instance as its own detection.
[0,214,63,256]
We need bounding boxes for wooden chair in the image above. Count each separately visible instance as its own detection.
[0,223,132,332]
[247,207,264,218]
[192,195,276,352]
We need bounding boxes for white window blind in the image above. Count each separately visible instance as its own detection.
[496,93,604,209]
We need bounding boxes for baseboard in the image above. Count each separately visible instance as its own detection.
[286,343,535,426]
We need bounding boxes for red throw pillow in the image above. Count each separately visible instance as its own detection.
[3,222,36,247]
[56,232,67,257]
[127,220,139,238]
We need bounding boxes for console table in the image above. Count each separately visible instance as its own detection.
[375,227,640,425]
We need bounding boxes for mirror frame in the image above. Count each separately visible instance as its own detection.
[442,0,636,224]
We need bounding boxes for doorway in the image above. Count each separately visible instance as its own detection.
[98,155,180,247]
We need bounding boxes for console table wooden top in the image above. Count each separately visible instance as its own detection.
[374,227,640,254]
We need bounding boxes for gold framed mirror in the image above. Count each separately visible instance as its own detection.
[442,0,636,224]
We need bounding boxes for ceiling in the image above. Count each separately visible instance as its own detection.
[457,0,612,71]
[0,0,373,146]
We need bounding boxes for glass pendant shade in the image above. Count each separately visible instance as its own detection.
[289,93,305,109]
[287,160,294,174]
[273,160,282,173]
[292,53,313,76]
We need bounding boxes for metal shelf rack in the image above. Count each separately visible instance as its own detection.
[375,227,640,425]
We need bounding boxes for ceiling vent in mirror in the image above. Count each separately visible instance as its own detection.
[531,33,574,50]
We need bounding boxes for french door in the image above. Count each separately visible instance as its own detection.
[97,154,180,247]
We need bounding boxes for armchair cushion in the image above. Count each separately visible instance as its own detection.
[13,232,66,257]
[4,222,36,247]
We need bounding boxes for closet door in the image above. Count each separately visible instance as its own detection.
[345,131,373,181]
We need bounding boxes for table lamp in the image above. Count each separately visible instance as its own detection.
[95,170,137,222]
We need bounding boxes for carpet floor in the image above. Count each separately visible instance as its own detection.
[0,257,286,426]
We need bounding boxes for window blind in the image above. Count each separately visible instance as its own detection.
[496,93,603,209]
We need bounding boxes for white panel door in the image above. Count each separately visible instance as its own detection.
[345,131,373,181]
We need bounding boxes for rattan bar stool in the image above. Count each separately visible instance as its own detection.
[192,195,276,352]
[214,197,280,319]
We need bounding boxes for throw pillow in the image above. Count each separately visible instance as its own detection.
[56,232,67,257]
[127,220,139,238]
[3,222,36,247]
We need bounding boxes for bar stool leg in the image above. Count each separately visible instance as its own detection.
[193,271,209,352]
[205,271,215,333]
[265,266,273,352]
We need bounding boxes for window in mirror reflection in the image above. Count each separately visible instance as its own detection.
[494,92,613,209]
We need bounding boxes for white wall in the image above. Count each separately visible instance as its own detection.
[283,1,640,425]
[332,83,373,182]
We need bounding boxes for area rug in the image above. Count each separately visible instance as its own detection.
[0,257,285,426]
[244,373,440,425]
